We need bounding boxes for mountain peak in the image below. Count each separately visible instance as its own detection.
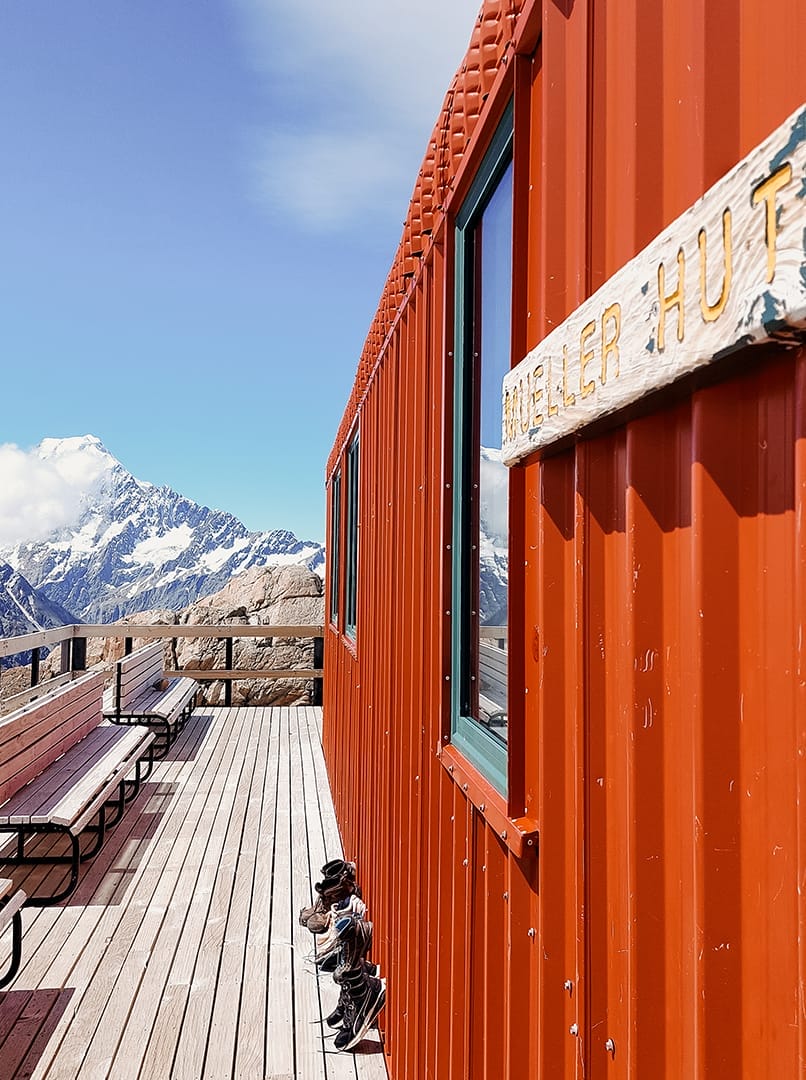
[0,439,324,622]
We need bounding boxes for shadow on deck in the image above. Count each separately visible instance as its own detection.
[0,707,387,1080]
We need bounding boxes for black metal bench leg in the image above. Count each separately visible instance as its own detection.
[80,804,108,860]
[102,783,127,831]
[24,830,82,907]
[0,907,23,989]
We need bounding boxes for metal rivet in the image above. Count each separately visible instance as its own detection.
[502,891,508,900]
[563,980,573,994]
[501,830,507,840]
[463,783,468,791]
[527,927,536,938]
[462,858,468,866]
[481,864,486,872]
[569,1023,579,1037]
[605,1038,616,1056]
[479,803,485,812]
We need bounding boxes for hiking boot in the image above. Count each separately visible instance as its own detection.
[326,986,348,1027]
[315,913,364,965]
[334,971,386,1051]
[321,858,356,880]
[313,896,367,962]
[299,869,359,932]
[340,917,373,972]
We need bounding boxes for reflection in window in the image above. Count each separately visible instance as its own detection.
[452,106,513,793]
[329,470,341,625]
[344,435,359,639]
[470,160,511,744]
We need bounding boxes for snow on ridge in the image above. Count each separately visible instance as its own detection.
[199,537,252,573]
[127,524,194,568]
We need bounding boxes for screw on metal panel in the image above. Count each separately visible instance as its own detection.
[503,891,508,900]
[463,783,468,791]
[569,1024,579,1037]
[527,838,534,846]
[605,1038,616,1057]
[501,830,507,840]
[479,803,485,812]
[563,980,573,995]
[527,928,536,938]
[463,858,469,866]
[445,675,450,681]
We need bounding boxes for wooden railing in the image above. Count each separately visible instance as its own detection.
[0,623,324,711]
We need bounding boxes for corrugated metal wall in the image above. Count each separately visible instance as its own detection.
[324,2,806,1076]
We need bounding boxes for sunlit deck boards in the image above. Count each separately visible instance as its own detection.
[0,707,388,1080]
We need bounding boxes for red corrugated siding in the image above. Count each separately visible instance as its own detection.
[324,1,806,1076]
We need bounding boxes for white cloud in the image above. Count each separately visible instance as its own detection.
[233,0,482,229]
[0,440,107,548]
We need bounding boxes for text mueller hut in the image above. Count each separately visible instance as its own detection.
[323,1,806,1078]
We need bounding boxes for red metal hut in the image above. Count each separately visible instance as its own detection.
[324,1,806,1076]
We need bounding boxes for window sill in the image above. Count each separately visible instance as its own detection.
[437,743,539,860]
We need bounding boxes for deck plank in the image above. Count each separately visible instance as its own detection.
[0,706,388,1080]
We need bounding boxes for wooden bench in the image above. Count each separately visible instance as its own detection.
[0,878,25,989]
[478,640,508,734]
[0,671,155,906]
[103,642,198,756]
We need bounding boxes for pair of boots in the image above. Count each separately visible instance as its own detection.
[299,858,386,1052]
[299,858,358,933]
[325,914,386,1051]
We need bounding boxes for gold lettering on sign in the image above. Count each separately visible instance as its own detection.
[601,302,621,385]
[520,377,530,434]
[546,356,559,417]
[531,364,544,428]
[752,163,793,283]
[579,321,597,398]
[698,208,733,322]
[657,248,685,351]
[562,345,576,407]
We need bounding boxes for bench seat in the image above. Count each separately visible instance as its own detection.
[0,671,155,906]
[103,643,198,755]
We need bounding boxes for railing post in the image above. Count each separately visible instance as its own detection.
[225,637,233,707]
[71,636,87,672]
[30,647,40,687]
[313,636,324,707]
[60,640,71,675]
[124,637,133,656]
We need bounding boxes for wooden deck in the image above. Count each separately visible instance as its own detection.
[0,707,388,1080]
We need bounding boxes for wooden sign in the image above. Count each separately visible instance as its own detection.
[502,103,806,465]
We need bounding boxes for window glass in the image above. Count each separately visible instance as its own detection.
[452,106,512,794]
[344,435,359,639]
[329,471,341,625]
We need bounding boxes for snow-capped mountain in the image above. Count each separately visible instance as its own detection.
[0,561,78,666]
[478,446,508,626]
[0,436,324,623]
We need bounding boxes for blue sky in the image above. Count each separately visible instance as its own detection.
[0,1,479,543]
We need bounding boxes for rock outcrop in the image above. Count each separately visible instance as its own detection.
[35,564,325,708]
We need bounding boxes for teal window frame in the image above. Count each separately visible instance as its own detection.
[451,102,513,796]
[344,434,359,640]
[329,469,341,626]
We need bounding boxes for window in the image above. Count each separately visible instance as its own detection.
[329,470,341,625]
[451,104,513,794]
[344,433,360,639]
